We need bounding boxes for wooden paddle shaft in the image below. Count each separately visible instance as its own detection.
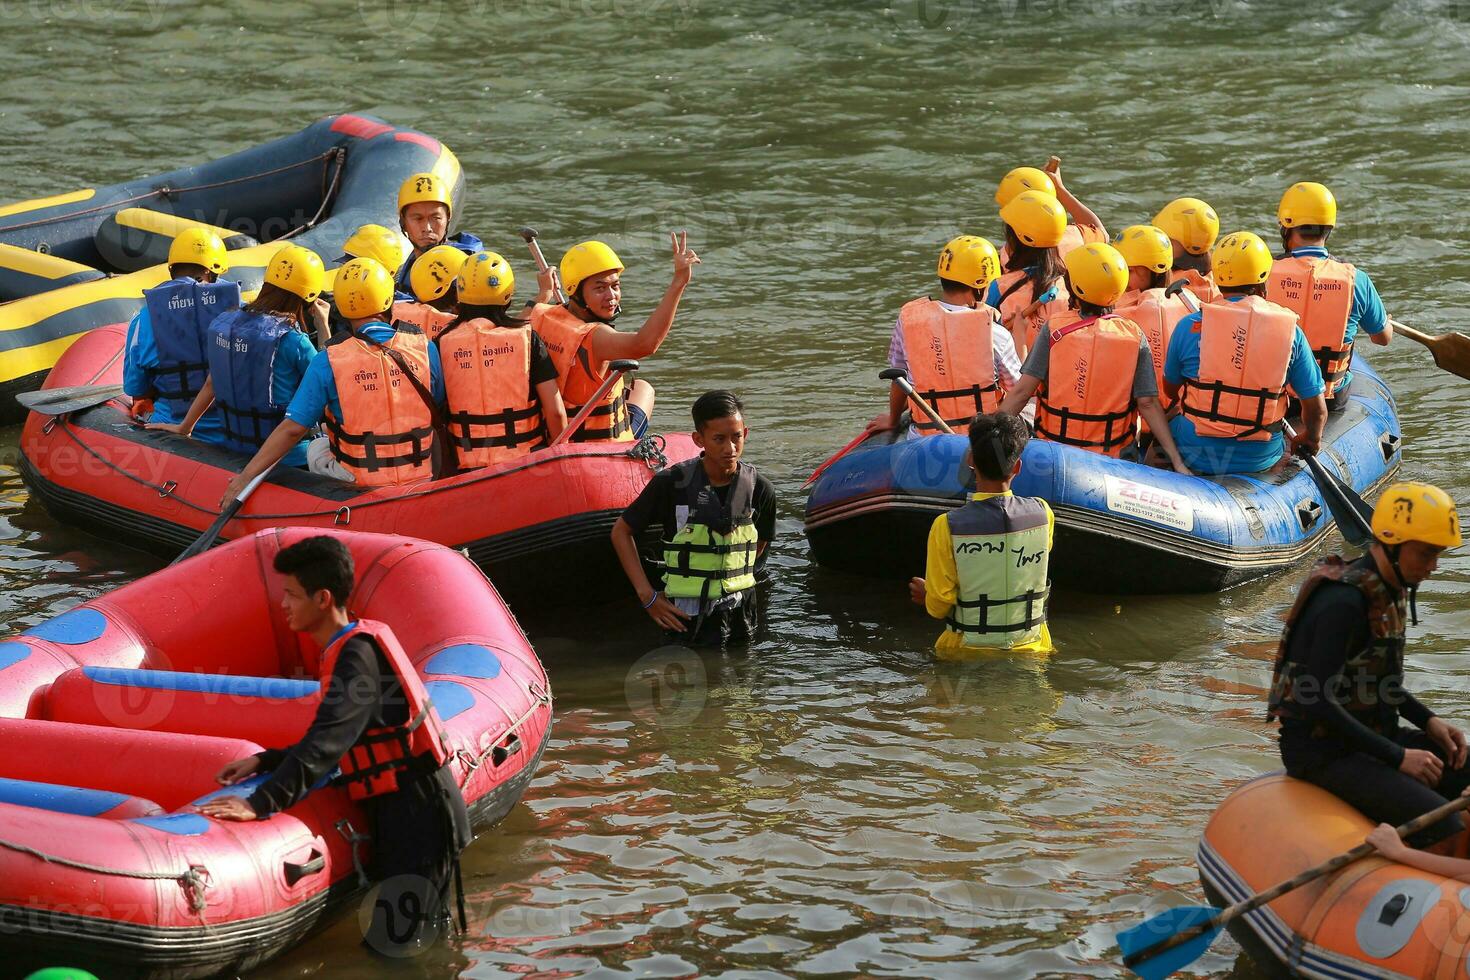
[1126,792,1470,967]
[521,231,567,305]
[1390,318,1432,344]
[893,376,955,435]
[549,363,637,447]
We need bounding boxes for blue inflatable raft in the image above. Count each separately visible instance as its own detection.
[804,353,1402,594]
[0,112,463,421]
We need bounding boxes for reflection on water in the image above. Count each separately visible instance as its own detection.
[4,0,1470,976]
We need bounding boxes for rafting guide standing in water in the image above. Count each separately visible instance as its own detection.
[611,390,777,646]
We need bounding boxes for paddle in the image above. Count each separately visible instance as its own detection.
[16,383,127,415]
[1117,791,1470,979]
[171,466,273,565]
[879,367,955,435]
[1389,318,1470,381]
[549,359,639,447]
[519,226,567,305]
[803,414,890,489]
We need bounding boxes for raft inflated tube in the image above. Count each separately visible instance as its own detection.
[0,243,104,301]
[94,207,258,274]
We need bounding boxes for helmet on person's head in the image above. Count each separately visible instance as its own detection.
[333,257,395,319]
[264,245,325,303]
[1112,225,1173,274]
[167,227,228,274]
[1153,197,1219,255]
[1211,232,1273,287]
[936,236,1000,291]
[1372,482,1462,549]
[559,240,624,296]
[994,167,1056,209]
[1278,181,1337,229]
[1064,243,1129,307]
[457,251,515,306]
[342,223,407,275]
[409,245,468,302]
[397,172,453,217]
[999,190,1066,249]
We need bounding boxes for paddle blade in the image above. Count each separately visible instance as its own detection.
[1117,905,1223,980]
[1425,332,1470,382]
[16,383,125,415]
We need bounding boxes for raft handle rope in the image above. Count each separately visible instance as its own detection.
[0,836,210,915]
[158,480,178,498]
[335,818,372,888]
[627,433,668,472]
[455,681,553,789]
[334,505,352,526]
[276,147,347,243]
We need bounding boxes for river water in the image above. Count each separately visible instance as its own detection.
[4,1,1470,976]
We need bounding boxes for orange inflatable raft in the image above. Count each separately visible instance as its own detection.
[1200,773,1470,978]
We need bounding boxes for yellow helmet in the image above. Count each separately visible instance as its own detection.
[1212,231,1274,288]
[1278,181,1337,228]
[166,227,228,274]
[334,257,395,319]
[1112,225,1173,274]
[999,190,1067,249]
[342,223,407,274]
[1371,482,1462,549]
[1064,242,1129,307]
[560,240,624,295]
[1153,197,1220,255]
[409,245,468,302]
[936,235,1001,290]
[397,172,453,216]
[457,251,516,306]
[994,167,1056,209]
[264,244,325,303]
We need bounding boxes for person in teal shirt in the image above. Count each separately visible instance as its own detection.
[1163,232,1328,475]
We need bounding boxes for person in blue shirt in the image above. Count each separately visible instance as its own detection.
[123,228,240,439]
[1164,232,1327,475]
[1267,181,1391,411]
[393,172,483,296]
[148,245,327,469]
[219,258,447,505]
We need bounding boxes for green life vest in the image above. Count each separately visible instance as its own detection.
[662,458,759,602]
[946,494,1051,649]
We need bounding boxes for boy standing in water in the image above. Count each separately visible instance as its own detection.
[611,390,778,646]
[909,412,1054,659]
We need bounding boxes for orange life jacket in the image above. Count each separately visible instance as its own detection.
[897,298,1002,434]
[1114,287,1192,427]
[995,269,1070,358]
[1034,312,1143,457]
[1180,296,1298,441]
[1266,254,1356,398]
[392,300,456,341]
[1173,267,1222,305]
[531,303,633,442]
[314,620,452,801]
[324,327,437,486]
[436,318,547,469]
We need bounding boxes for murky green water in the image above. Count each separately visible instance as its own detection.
[5,0,1470,975]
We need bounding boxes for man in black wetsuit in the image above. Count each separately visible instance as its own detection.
[1269,481,1467,845]
[198,535,470,955]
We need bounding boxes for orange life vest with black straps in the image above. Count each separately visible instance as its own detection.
[531,303,633,442]
[436,318,547,469]
[312,619,452,801]
[1173,267,1222,305]
[995,269,1070,358]
[1266,254,1356,398]
[1114,287,1192,427]
[324,327,437,486]
[1180,296,1298,441]
[897,298,1002,435]
[392,300,456,342]
[1034,312,1143,458]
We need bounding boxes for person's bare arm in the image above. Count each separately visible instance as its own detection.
[611,517,689,631]
[148,377,215,436]
[219,420,307,508]
[887,382,908,429]
[1370,320,1394,346]
[1138,396,1190,474]
[1044,158,1105,236]
[998,375,1042,417]
[1292,394,1328,455]
[537,379,567,442]
[588,231,700,364]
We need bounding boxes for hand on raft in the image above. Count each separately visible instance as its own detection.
[146,422,188,436]
[216,756,262,785]
[220,473,250,510]
[198,795,257,821]
[640,589,690,632]
[1428,715,1469,769]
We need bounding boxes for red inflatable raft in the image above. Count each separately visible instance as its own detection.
[0,527,551,979]
[19,323,696,604]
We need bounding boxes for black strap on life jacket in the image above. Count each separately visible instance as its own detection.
[946,586,1049,635]
[568,381,633,441]
[1035,392,1137,451]
[1312,344,1351,389]
[218,400,287,448]
[329,327,455,475]
[1180,376,1286,439]
[914,380,1000,432]
[446,404,547,452]
[340,703,432,786]
[326,415,437,473]
[154,359,208,402]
